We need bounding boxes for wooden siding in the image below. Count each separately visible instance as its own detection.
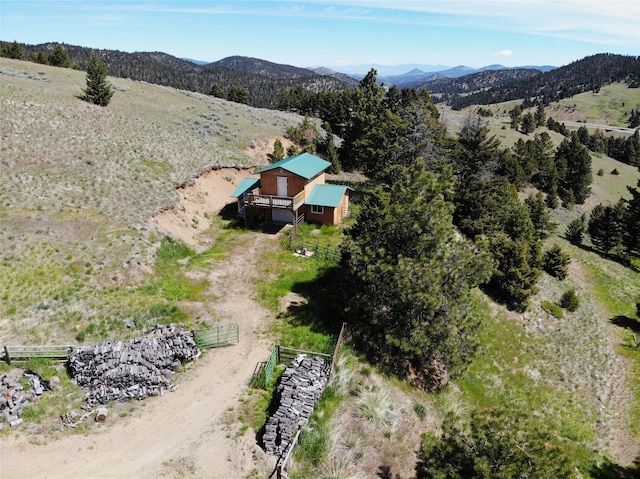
[259,169,308,197]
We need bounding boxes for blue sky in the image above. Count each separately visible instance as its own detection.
[2,1,639,71]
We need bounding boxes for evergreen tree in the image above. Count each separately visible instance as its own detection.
[623,180,640,257]
[227,86,250,105]
[525,192,556,239]
[543,244,571,280]
[48,44,71,68]
[81,52,113,107]
[320,122,341,173]
[588,201,626,254]
[417,409,576,479]
[4,41,24,60]
[338,160,493,390]
[521,112,535,135]
[267,139,285,164]
[209,83,224,98]
[509,104,522,130]
[565,214,586,245]
[339,69,408,174]
[455,114,501,187]
[487,232,541,312]
[556,136,592,204]
[535,102,546,127]
[560,288,580,311]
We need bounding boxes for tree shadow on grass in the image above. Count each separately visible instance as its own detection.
[377,465,404,479]
[566,239,636,271]
[610,315,640,333]
[281,265,346,346]
[589,456,640,479]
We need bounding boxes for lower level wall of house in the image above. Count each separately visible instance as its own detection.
[300,205,336,225]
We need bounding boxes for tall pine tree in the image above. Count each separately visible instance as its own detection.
[81,52,113,107]
[338,160,493,390]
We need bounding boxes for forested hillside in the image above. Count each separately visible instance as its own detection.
[3,41,638,115]
[0,41,347,109]
[449,53,640,109]
[420,68,542,101]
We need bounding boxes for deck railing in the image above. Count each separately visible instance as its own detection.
[245,191,305,210]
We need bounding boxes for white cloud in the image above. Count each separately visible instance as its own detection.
[299,0,640,46]
[495,50,513,57]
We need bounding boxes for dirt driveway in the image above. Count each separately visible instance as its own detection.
[1,170,279,479]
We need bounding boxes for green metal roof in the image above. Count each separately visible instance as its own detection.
[230,178,260,198]
[305,184,348,208]
[255,153,331,180]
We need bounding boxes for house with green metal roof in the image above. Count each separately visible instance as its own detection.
[230,153,349,225]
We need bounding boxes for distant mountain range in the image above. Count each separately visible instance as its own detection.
[313,63,557,87]
[3,41,638,111]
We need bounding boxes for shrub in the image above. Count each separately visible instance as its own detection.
[611,168,619,175]
[416,409,576,479]
[560,289,580,312]
[597,168,604,176]
[541,300,563,318]
[414,402,428,420]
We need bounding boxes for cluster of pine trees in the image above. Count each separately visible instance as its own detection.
[310,71,602,475]
[293,70,588,394]
[578,180,640,258]
[1,41,78,69]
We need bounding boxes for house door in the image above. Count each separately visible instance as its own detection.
[277,176,288,197]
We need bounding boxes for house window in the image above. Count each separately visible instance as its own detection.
[311,205,324,214]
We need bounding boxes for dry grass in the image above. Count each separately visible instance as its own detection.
[0,57,305,343]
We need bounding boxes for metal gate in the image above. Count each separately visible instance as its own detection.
[195,324,239,349]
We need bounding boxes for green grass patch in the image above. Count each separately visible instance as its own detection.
[256,246,326,311]
[555,83,640,126]
[458,294,597,469]
[188,228,242,267]
[583,256,640,437]
[140,236,209,302]
[291,386,343,476]
[268,321,336,355]
[541,300,564,318]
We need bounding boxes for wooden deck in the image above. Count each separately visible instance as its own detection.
[245,191,305,210]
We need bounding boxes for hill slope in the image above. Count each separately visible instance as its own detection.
[0,57,305,342]
[7,42,348,108]
[449,53,640,108]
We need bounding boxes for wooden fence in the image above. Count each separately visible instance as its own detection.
[2,345,75,365]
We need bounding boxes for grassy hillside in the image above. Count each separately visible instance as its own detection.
[0,57,304,343]
[555,83,640,126]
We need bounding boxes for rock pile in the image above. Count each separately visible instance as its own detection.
[68,324,199,405]
[263,355,330,457]
[0,371,51,429]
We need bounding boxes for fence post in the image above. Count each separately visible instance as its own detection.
[3,346,10,365]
